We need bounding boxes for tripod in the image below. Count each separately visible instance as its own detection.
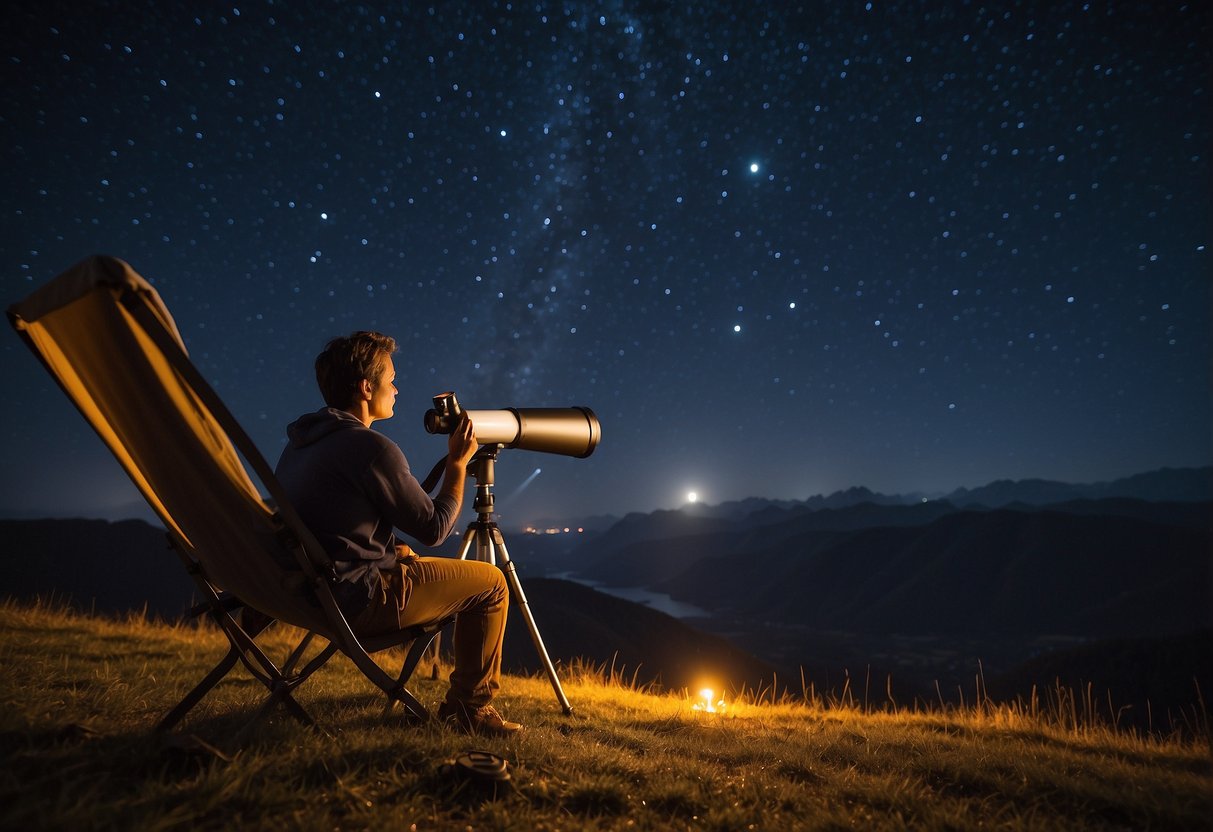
[455,445,573,715]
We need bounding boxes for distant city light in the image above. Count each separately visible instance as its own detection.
[523,526,585,535]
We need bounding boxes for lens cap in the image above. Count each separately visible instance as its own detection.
[446,750,511,783]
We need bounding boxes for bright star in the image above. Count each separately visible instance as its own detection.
[749,162,760,173]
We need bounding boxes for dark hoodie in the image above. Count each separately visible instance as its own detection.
[274,407,462,611]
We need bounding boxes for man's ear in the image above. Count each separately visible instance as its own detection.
[358,378,374,401]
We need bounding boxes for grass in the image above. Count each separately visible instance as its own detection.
[1,599,1210,831]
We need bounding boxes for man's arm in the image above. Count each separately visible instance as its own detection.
[433,412,478,510]
[367,413,479,547]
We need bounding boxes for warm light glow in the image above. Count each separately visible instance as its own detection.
[692,687,726,714]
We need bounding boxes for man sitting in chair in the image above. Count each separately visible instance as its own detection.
[275,331,522,737]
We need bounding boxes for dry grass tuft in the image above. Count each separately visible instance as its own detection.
[1,599,1210,830]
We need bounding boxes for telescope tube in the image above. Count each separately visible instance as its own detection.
[426,406,601,458]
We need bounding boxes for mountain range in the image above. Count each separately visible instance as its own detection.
[508,468,1212,725]
[519,465,1213,533]
[0,466,1209,727]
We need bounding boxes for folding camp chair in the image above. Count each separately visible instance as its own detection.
[8,254,451,744]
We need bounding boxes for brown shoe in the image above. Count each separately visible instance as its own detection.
[437,701,523,737]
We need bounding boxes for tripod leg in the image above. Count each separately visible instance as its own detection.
[491,528,573,715]
[457,529,477,561]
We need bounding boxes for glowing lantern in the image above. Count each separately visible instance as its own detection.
[692,687,726,714]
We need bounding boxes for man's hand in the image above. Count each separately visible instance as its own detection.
[447,412,479,466]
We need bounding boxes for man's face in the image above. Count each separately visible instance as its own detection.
[368,355,398,422]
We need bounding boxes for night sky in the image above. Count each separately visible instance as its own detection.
[2,1,1209,527]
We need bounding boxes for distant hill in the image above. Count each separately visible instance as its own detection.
[656,506,1212,640]
[0,518,196,619]
[571,501,963,588]
[499,578,777,693]
[548,495,1213,711]
[531,466,1213,538]
[578,508,738,553]
[4,474,1209,712]
[941,466,1213,507]
[0,518,776,695]
[9,466,1206,534]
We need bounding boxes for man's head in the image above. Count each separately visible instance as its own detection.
[315,331,398,414]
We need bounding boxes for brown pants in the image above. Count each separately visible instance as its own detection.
[355,553,508,708]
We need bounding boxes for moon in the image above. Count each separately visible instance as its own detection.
[686,491,699,503]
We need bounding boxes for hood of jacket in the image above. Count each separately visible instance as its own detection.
[285,407,365,449]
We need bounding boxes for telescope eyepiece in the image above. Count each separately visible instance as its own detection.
[424,391,463,434]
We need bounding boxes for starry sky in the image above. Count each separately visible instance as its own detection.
[2,1,1209,527]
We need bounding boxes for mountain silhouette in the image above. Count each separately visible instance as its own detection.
[541,466,1213,533]
[544,493,1212,712]
[3,467,1208,717]
[653,506,1211,640]
[939,466,1212,507]
[0,518,196,619]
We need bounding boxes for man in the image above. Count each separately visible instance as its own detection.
[275,330,521,736]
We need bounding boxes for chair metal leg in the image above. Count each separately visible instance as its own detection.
[161,584,453,742]
[281,631,317,676]
[157,646,241,733]
[383,629,444,721]
[233,677,330,746]
[398,631,441,691]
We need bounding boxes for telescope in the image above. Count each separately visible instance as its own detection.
[424,392,601,458]
[427,392,596,715]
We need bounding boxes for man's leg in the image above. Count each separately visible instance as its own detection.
[396,556,508,708]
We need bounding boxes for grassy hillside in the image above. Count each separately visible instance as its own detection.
[1,602,1210,831]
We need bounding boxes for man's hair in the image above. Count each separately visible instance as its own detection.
[314,331,397,409]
